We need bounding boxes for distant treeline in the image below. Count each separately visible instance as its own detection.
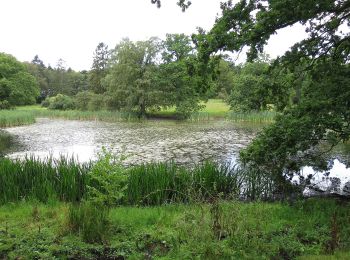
[1,34,304,118]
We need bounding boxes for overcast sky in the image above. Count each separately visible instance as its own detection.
[1,0,307,71]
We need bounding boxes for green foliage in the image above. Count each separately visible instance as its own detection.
[0,110,35,127]
[0,100,11,110]
[227,60,293,112]
[7,71,40,105]
[212,59,236,99]
[0,157,90,204]
[126,161,248,205]
[26,56,89,99]
[3,199,349,258]
[43,94,75,110]
[241,60,350,175]
[87,150,128,206]
[0,155,282,206]
[75,91,105,111]
[67,202,110,243]
[104,38,162,117]
[194,0,350,179]
[157,34,206,118]
[0,53,40,106]
[89,42,109,94]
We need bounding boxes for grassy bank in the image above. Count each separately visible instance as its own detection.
[0,199,349,259]
[0,156,349,258]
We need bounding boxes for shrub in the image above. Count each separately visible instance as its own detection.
[87,93,105,111]
[42,94,75,110]
[75,91,93,110]
[75,91,106,111]
[0,100,11,110]
[86,149,128,206]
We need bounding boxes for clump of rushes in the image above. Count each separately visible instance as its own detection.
[226,111,277,122]
[0,154,286,206]
[0,156,90,204]
[67,201,110,243]
[0,110,35,127]
[33,109,139,122]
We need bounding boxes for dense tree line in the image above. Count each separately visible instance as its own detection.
[40,35,221,118]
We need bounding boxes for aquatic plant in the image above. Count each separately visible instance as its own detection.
[0,155,291,205]
[0,110,36,127]
[226,111,277,122]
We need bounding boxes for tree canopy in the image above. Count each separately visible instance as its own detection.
[104,38,162,117]
[194,0,350,179]
[0,53,40,106]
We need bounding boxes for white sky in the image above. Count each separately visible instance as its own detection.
[0,0,307,71]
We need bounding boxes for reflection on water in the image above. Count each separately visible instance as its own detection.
[4,118,258,165]
[3,118,350,195]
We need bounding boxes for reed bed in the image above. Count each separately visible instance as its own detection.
[187,112,211,122]
[226,111,277,122]
[0,156,90,204]
[0,156,281,205]
[0,110,36,127]
[33,109,139,122]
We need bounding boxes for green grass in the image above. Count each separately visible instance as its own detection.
[0,199,349,259]
[152,99,230,119]
[201,98,231,117]
[0,157,90,204]
[227,110,277,122]
[0,110,36,127]
[15,105,46,111]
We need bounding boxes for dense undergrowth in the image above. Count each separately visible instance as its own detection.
[0,154,349,258]
[0,199,349,259]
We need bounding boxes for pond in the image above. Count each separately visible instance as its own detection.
[1,118,349,195]
[2,118,259,165]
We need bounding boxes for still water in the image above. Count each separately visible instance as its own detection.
[3,118,258,165]
[2,118,349,195]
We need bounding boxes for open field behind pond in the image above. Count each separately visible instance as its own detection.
[0,199,349,259]
[0,99,276,127]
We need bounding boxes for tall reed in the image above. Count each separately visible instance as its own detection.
[226,111,277,122]
[33,109,139,122]
[0,156,90,204]
[0,156,287,205]
[0,110,36,127]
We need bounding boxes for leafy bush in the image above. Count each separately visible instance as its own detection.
[75,91,93,110]
[75,91,106,111]
[0,100,11,110]
[42,94,75,110]
[86,149,128,206]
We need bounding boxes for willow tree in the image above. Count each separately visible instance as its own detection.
[104,38,162,117]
